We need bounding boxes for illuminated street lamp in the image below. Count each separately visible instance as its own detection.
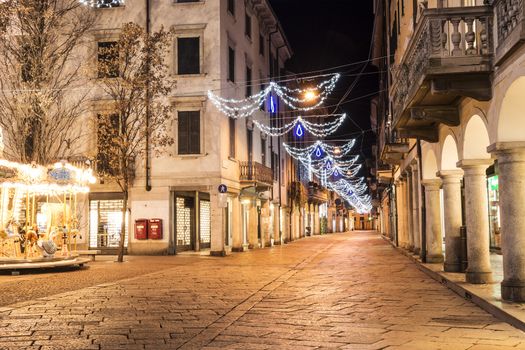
[303,89,318,102]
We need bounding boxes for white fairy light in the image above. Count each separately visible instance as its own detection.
[253,114,346,137]
[79,0,125,7]
[208,73,341,118]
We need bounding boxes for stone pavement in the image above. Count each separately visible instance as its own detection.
[1,231,525,349]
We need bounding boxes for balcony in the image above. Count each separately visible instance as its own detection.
[307,182,328,204]
[239,161,273,191]
[391,6,494,142]
[495,0,525,65]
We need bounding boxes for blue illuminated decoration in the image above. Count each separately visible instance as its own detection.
[315,146,322,158]
[295,123,304,137]
[333,169,340,177]
[325,160,332,170]
[269,95,277,114]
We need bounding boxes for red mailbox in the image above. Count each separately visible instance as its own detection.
[148,218,163,240]
[134,219,148,240]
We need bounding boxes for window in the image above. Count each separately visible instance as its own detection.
[227,0,235,16]
[229,117,236,158]
[261,137,266,166]
[97,113,120,176]
[177,37,200,75]
[178,111,200,155]
[259,81,266,111]
[245,65,252,97]
[245,13,252,39]
[97,41,119,78]
[259,33,265,56]
[177,0,200,2]
[89,198,127,249]
[228,46,235,82]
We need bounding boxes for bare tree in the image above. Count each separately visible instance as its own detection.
[96,22,174,262]
[0,0,96,164]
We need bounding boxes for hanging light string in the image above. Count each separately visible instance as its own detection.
[208,73,340,118]
[79,0,124,7]
[253,113,346,137]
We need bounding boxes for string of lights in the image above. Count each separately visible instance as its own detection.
[208,73,340,118]
[253,114,346,138]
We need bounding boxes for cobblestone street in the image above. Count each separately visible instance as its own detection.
[1,231,525,350]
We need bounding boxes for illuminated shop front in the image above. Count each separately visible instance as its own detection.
[487,173,500,250]
[89,193,128,250]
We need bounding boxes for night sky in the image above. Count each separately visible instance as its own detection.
[269,0,377,163]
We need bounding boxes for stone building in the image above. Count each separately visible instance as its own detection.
[371,0,525,302]
[84,0,293,256]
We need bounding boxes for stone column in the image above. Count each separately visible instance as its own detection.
[422,179,443,263]
[273,203,281,245]
[210,191,226,256]
[248,200,259,249]
[458,159,492,284]
[262,201,271,247]
[404,170,415,251]
[399,177,408,248]
[411,162,422,255]
[232,198,246,252]
[489,143,525,300]
[438,170,464,272]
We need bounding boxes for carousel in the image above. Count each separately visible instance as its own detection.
[0,159,96,272]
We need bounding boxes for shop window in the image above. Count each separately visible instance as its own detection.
[97,41,119,78]
[177,37,200,75]
[199,199,211,246]
[89,199,128,249]
[178,111,200,155]
[488,175,501,249]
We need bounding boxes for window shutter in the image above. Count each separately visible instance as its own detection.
[189,111,201,154]
[178,37,200,75]
[178,112,190,154]
[228,47,235,82]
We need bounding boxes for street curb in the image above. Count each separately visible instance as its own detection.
[381,235,525,332]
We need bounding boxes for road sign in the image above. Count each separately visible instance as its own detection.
[218,184,228,193]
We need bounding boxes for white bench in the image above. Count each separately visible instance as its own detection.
[76,250,101,261]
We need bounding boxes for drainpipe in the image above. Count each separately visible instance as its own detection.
[145,0,152,192]
[417,138,427,262]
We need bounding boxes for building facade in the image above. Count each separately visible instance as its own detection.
[371,0,525,302]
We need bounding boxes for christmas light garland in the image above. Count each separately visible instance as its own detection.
[253,114,346,137]
[208,73,341,118]
[79,0,124,7]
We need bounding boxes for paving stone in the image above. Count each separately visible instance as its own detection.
[0,231,524,349]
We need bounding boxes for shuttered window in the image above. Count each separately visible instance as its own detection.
[228,46,235,82]
[245,66,252,97]
[178,111,200,155]
[229,117,236,158]
[177,37,200,75]
[97,41,119,78]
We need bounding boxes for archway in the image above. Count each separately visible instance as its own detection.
[422,148,439,179]
[497,76,525,142]
[463,114,490,160]
[441,135,460,170]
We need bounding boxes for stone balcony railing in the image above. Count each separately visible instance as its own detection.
[239,161,273,189]
[390,6,493,141]
[495,0,525,64]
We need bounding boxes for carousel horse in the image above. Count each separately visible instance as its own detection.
[23,226,39,258]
